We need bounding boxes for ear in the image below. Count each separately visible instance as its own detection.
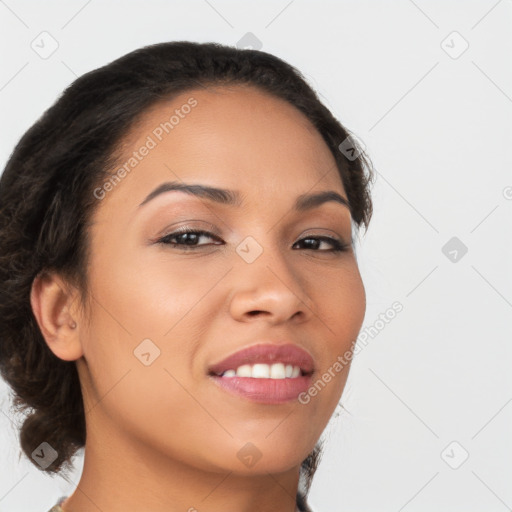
[30,271,84,361]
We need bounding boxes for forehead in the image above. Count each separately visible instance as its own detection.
[99,84,345,213]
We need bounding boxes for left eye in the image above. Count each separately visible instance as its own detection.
[157,229,350,253]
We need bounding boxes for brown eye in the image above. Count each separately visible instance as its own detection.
[158,229,222,249]
[293,236,350,252]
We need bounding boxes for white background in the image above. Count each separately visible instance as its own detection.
[1,1,511,511]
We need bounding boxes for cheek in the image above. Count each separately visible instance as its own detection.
[299,263,365,412]
[78,255,217,455]
[341,271,366,341]
[81,247,229,400]
[89,242,222,336]
[313,261,366,347]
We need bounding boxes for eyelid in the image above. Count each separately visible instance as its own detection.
[301,226,351,240]
[297,226,353,249]
[152,220,221,242]
[151,214,351,243]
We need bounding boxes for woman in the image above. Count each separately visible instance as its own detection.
[0,41,373,512]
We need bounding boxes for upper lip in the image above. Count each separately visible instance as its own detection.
[208,343,315,376]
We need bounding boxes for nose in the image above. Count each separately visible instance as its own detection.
[228,243,312,326]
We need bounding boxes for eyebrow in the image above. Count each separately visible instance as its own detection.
[138,181,351,212]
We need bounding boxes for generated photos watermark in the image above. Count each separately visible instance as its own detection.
[93,97,198,201]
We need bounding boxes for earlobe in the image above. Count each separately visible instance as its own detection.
[30,271,84,361]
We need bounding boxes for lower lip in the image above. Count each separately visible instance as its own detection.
[209,374,313,404]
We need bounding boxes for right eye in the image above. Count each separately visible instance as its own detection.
[157,228,224,250]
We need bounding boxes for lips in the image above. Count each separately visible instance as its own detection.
[208,343,315,376]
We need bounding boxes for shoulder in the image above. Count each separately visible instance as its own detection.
[45,495,68,512]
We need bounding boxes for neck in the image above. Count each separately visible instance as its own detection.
[61,420,302,512]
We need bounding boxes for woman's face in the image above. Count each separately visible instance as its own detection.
[75,84,366,475]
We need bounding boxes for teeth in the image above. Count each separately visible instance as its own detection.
[236,364,252,377]
[270,363,285,379]
[219,363,303,379]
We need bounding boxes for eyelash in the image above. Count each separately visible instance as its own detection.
[157,228,350,253]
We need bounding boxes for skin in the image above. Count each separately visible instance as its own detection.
[30,84,366,512]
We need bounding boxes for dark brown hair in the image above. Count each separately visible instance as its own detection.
[0,41,373,511]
